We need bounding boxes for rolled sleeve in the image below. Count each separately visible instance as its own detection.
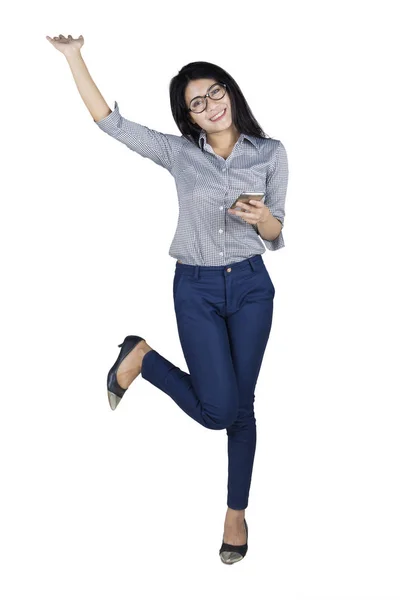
[95,100,183,173]
[262,140,289,251]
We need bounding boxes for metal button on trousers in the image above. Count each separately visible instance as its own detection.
[141,253,275,510]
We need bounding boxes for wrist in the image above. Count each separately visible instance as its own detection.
[259,207,271,224]
[65,49,83,62]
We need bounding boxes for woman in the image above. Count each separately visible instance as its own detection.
[46,33,289,565]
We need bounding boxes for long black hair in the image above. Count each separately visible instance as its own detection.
[169,61,272,146]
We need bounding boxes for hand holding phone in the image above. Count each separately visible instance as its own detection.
[230,192,265,210]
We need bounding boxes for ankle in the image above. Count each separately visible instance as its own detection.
[225,508,245,522]
[138,343,152,364]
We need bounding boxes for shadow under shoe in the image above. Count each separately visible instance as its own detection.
[107,335,145,410]
[219,518,248,564]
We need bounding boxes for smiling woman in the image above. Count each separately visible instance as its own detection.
[46,36,289,565]
[184,79,239,152]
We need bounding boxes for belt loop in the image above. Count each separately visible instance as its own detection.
[194,265,200,279]
[248,258,255,271]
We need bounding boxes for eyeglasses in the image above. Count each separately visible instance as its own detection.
[188,82,227,114]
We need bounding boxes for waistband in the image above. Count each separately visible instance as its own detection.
[175,254,263,276]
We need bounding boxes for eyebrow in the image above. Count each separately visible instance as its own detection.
[189,83,218,104]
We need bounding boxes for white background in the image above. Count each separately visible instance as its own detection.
[1,1,399,599]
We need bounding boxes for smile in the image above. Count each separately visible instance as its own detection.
[210,108,226,122]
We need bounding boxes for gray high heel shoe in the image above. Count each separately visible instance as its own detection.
[219,518,248,564]
[107,335,145,410]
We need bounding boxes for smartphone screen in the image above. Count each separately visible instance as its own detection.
[230,192,265,210]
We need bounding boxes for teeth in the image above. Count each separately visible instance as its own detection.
[211,109,225,121]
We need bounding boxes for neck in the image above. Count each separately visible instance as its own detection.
[206,124,240,150]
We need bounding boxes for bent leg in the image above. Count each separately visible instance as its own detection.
[141,272,240,430]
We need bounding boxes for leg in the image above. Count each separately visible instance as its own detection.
[225,260,275,513]
[140,269,240,430]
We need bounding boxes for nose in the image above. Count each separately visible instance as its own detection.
[207,99,224,114]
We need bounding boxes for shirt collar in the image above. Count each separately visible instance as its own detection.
[198,130,263,152]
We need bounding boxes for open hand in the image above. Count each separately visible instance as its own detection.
[46,34,84,57]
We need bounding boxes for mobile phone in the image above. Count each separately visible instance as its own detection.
[230,192,265,210]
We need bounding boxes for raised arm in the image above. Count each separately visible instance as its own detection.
[46,34,183,172]
[46,34,111,122]
[94,100,183,172]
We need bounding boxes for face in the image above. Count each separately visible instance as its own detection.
[184,78,235,134]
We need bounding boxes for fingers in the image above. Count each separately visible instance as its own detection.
[46,33,83,42]
[235,214,258,224]
[227,202,260,224]
[230,202,251,211]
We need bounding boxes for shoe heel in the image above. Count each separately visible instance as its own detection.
[118,334,140,349]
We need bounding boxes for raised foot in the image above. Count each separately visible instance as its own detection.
[116,340,152,389]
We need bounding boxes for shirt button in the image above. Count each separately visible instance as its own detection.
[219,229,223,233]
[222,167,226,172]
[219,252,223,256]
[219,206,224,210]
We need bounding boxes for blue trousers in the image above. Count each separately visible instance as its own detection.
[141,253,275,510]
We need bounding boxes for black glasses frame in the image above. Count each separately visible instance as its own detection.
[188,82,227,114]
